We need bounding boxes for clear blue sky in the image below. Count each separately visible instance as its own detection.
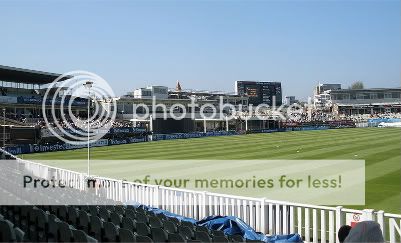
[0,0,400,100]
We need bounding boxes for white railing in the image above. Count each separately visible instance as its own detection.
[376,212,401,243]
[2,150,400,243]
[21,158,86,190]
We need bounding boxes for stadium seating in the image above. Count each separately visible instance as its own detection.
[0,203,244,242]
[169,232,186,242]
[0,219,18,242]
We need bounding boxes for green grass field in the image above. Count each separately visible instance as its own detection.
[23,128,401,214]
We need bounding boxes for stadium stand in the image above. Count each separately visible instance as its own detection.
[0,204,258,242]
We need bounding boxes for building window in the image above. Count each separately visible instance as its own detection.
[356,93,364,99]
[334,94,342,100]
[370,93,378,99]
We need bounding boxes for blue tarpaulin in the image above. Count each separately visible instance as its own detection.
[130,204,302,243]
[198,215,265,240]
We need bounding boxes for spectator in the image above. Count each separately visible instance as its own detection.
[338,225,352,243]
[344,221,384,243]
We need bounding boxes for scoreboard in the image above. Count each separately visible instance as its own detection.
[236,81,282,106]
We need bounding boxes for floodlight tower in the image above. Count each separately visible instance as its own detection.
[83,81,93,176]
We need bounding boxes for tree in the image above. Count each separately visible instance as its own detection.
[349,81,364,89]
